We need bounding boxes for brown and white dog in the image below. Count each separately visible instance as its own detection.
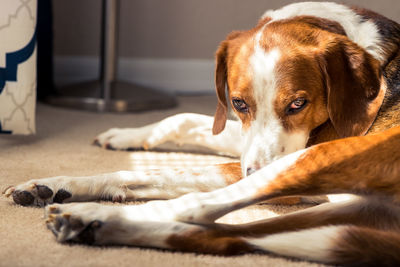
[5,2,400,265]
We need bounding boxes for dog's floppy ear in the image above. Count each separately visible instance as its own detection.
[212,40,229,135]
[319,38,383,138]
[212,31,242,135]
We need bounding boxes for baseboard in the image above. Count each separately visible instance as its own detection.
[54,56,215,94]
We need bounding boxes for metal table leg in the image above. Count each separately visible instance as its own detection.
[45,0,177,112]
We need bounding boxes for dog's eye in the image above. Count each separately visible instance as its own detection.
[286,98,307,115]
[232,98,249,113]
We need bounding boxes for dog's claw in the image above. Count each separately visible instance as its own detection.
[112,194,125,203]
[3,186,15,197]
[48,206,60,213]
[105,143,115,150]
[92,138,100,146]
[29,183,36,190]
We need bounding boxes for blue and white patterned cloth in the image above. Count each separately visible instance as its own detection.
[0,0,36,135]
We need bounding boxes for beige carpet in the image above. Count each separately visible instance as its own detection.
[0,95,325,267]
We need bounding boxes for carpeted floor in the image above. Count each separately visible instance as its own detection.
[0,95,325,267]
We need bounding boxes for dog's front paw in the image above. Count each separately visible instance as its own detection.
[5,175,128,207]
[4,181,71,207]
[94,127,155,150]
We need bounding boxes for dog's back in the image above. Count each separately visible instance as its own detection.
[352,7,400,133]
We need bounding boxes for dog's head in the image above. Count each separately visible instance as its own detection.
[213,17,384,176]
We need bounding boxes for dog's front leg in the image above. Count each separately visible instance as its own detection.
[41,147,311,250]
[94,113,242,157]
[4,162,242,207]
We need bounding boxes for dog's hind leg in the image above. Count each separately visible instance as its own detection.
[167,197,400,265]
[43,189,400,265]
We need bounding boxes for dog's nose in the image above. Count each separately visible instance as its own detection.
[246,167,257,176]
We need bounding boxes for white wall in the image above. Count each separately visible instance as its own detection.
[53,0,400,93]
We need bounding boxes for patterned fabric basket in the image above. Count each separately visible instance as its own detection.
[0,0,37,135]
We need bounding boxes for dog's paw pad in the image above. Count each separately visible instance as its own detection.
[53,189,72,204]
[75,220,103,244]
[36,185,54,199]
[12,190,35,206]
[9,181,72,207]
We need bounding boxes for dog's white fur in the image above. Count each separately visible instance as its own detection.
[263,2,384,62]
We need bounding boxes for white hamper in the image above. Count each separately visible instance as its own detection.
[0,0,36,135]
